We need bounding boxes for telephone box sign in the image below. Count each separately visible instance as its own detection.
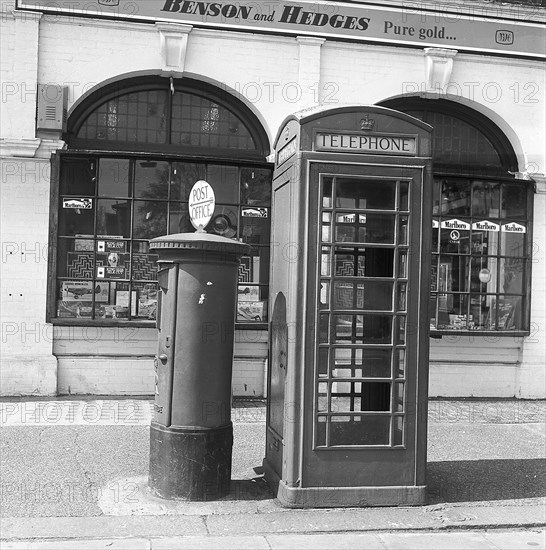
[15,1,545,59]
[316,132,417,155]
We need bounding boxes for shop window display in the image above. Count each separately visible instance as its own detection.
[429,177,531,332]
[380,98,533,334]
[50,77,272,325]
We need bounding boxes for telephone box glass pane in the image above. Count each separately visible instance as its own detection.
[334,315,392,344]
[330,415,390,446]
[335,248,394,278]
[393,416,404,446]
[332,348,391,378]
[336,179,396,210]
[322,177,333,208]
[333,281,393,311]
[400,181,409,212]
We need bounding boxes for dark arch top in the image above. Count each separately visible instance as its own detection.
[65,76,271,160]
[377,97,518,174]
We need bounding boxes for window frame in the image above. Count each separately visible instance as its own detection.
[48,77,272,329]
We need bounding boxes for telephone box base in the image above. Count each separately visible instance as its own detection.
[149,421,233,501]
[263,460,425,508]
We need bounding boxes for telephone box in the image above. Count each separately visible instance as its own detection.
[263,106,433,507]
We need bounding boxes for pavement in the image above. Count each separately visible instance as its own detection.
[0,398,544,549]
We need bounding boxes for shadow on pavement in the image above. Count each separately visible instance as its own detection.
[427,458,546,503]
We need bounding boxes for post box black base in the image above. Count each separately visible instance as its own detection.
[149,421,233,501]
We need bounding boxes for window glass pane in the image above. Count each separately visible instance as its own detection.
[209,205,238,238]
[394,416,404,446]
[132,200,167,239]
[437,294,469,330]
[319,314,329,343]
[169,202,192,234]
[429,112,501,167]
[56,280,108,319]
[500,258,525,295]
[440,221,470,253]
[330,415,390,446]
[60,157,96,196]
[171,93,256,150]
[335,214,395,244]
[98,159,130,197]
[321,247,331,276]
[399,215,409,245]
[133,282,158,320]
[469,294,497,330]
[332,348,391,378]
[316,416,327,446]
[501,226,527,257]
[502,185,527,219]
[471,226,499,256]
[207,165,239,203]
[333,280,393,311]
[132,243,159,281]
[58,238,93,279]
[320,280,330,309]
[470,256,497,294]
[472,181,500,217]
[77,90,168,144]
[171,163,206,202]
[96,240,130,281]
[439,179,471,216]
[334,315,392,344]
[240,167,271,205]
[318,348,328,377]
[439,255,470,292]
[134,160,169,199]
[59,201,94,237]
[396,348,405,378]
[399,181,409,211]
[240,207,270,245]
[495,296,524,330]
[322,176,333,208]
[238,248,270,286]
[336,179,396,210]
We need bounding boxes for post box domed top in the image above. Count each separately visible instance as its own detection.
[149,232,250,256]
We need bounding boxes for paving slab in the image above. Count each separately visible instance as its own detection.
[482,528,546,549]
[0,540,151,550]
[151,535,271,549]
[265,532,386,549]
[0,516,207,540]
[377,531,497,549]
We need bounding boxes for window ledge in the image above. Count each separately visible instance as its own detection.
[430,329,530,338]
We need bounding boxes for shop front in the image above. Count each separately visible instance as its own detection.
[1,0,544,398]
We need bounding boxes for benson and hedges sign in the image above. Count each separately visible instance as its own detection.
[16,0,545,59]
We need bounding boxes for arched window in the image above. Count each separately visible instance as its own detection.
[379,98,532,334]
[49,77,272,326]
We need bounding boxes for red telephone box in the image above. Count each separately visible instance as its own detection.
[263,106,433,507]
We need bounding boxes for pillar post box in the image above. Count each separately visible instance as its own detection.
[148,232,249,500]
[264,106,433,507]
